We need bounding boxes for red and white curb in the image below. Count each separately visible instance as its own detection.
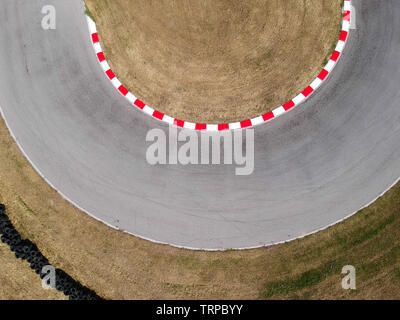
[86,0,352,131]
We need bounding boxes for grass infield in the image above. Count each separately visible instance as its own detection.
[84,0,343,124]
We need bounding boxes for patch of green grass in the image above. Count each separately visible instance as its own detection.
[394,268,400,281]
[177,256,200,270]
[261,180,400,299]
[84,2,96,22]
[262,215,399,299]
[263,261,339,298]
[338,214,397,250]
[321,42,337,68]
[163,282,184,290]
[358,245,400,279]
[17,196,37,216]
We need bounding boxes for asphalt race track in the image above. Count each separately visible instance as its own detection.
[0,0,399,250]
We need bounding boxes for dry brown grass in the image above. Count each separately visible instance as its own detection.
[0,111,399,299]
[85,0,343,123]
[0,244,66,300]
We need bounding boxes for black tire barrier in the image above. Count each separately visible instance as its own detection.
[0,204,103,300]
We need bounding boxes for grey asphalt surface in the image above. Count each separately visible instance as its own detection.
[0,0,399,250]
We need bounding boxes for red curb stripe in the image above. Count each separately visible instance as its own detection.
[97,52,105,62]
[134,99,146,109]
[339,30,348,42]
[302,86,314,98]
[118,85,128,96]
[195,123,207,131]
[240,119,252,128]
[105,69,115,80]
[330,50,341,62]
[344,10,351,22]
[218,123,230,131]
[262,111,274,121]
[318,69,329,81]
[153,110,164,120]
[283,100,295,111]
[174,119,185,127]
[91,33,99,43]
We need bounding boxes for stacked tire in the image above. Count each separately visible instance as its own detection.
[0,204,102,300]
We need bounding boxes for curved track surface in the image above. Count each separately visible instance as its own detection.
[0,0,399,250]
